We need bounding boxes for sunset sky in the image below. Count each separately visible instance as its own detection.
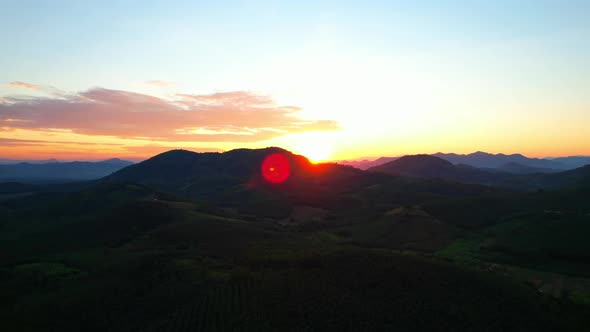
[1,1,589,162]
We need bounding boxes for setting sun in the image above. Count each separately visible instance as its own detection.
[297,143,332,163]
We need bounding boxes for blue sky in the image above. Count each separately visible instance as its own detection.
[3,0,588,92]
[1,1,589,160]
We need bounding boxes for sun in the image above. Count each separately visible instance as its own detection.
[279,131,335,163]
[297,143,332,163]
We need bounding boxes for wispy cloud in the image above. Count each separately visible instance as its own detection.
[0,88,339,142]
[144,80,176,87]
[6,81,42,90]
[5,81,66,97]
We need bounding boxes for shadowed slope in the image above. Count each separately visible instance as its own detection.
[368,155,499,184]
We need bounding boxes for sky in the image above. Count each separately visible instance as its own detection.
[1,0,589,162]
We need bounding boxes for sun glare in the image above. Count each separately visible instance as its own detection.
[261,153,291,183]
[297,143,332,163]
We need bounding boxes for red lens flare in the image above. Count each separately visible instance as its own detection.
[261,153,291,184]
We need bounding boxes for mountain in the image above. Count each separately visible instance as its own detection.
[521,164,590,189]
[339,152,590,173]
[105,148,313,189]
[368,155,590,191]
[105,148,502,221]
[338,157,398,170]
[548,156,590,169]
[108,149,590,198]
[0,158,59,165]
[433,151,568,170]
[494,162,559,174]
[0,158,134,182]
[368,155,501,185]
[105,148,326,217]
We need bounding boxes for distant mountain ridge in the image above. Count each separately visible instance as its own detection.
[338,157,399,170]
[432,151,568,170]
[492,162,560,175]
[343,151,590,173]
[368,155,501,185]
[0,158,60,165]
[368,154,590,190]
[547,156,590,169]
[0,158,133,182]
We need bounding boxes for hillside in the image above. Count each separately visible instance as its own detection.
[495,162,559,174]
[1,177,590,331]
[368,155,503,185]
[550,156,590,169]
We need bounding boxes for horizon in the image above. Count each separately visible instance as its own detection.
[1,147,589,164]
[2,1,589,161]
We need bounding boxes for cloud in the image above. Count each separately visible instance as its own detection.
[6,81,42,90]
[0,88,339,142]
[5,82,66,97]
[144,80,176,87]
[176,91,275,106]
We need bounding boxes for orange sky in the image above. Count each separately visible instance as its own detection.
[1,83,589,162]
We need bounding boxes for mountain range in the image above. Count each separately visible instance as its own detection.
[0,158,60,165]
[0,158,133,182]
[433,151,572,170]
[368,154,590,190]
[341,151,590,172]
[3,151,588,184]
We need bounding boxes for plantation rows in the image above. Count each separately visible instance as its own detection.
[142,280,262,332]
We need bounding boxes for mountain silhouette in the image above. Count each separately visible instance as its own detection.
[105,148,340,217]
[338,157,399,170]
[0,158,60,165]
[104,148,502,219]
[494,162,559,174]
[345,151,589,172]
[367,155,499,184]
[105,147,315,188]
[368,154,590,190]
[549,156,590,169]
[0,158,134,182]
[432,151,568,170]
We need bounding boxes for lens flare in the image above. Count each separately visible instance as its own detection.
[261,153,291,183]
